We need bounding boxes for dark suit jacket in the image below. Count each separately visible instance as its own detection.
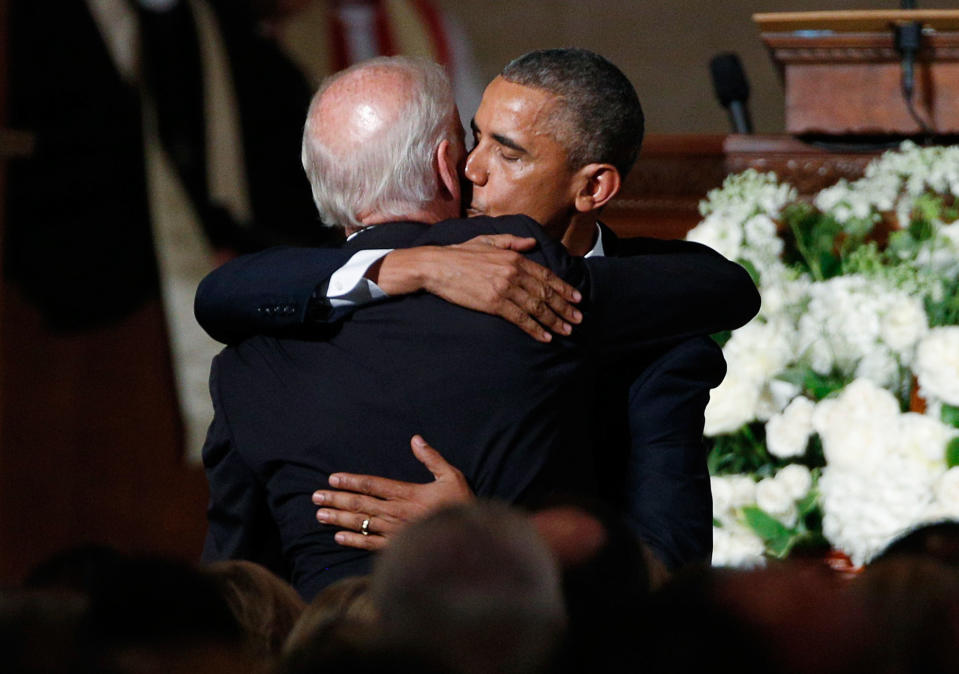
[590,226,726,568]
[197,222,757,573]
[201,215,755,598]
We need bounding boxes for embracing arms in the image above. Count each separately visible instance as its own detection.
[194,235,583,344]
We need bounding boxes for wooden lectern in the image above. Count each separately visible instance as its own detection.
[755,10,959,136]
[607,10,959,242]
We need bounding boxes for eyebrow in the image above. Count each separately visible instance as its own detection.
[471,119,528,154]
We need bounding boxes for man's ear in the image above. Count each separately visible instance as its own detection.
[436,139,461,204]
[572,164,621,213]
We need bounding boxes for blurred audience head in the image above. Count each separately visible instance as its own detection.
[530,498,650,672]
[301,55,461,232]
[282,574,377,668]
[847,555,959,674]
[500,48,644,179]
[874,519,959,567]
[370,501,566,674]
[205,559,305,663]
[0,590,87,674]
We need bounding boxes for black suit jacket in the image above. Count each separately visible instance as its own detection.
[197,222,757,572]
[201,215,754,598]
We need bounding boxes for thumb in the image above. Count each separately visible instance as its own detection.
[410,434,456,480]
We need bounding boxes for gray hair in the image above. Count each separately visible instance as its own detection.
[371,502,566,674]
[301,56,457,230]
[501,48,644,178]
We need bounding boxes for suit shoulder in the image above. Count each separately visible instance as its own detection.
[613,235,723,258]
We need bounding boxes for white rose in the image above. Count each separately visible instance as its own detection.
[812,380,901,469]
[765,396,815,458]
[854,348,901,390]
[755,477,798,526]
[685,213,743,261]
[879,294,928,355]
[712,524,766,568]
[724,319,795,383]
[933,467,959,518]
[703,370,761,436]
[710,476,734,517]
[755,379,802,422]
[916,327,959,406]
[895,412,958,467]
[776,464,813,501]
[726,474,758,508]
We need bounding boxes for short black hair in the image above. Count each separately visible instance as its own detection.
[501,48,644,178]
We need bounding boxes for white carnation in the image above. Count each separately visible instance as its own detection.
[703,370,761,436]
[755,378,802,422]
[726,474,758,508]
[776,464,813,501]
[878,293,928,356]
[756,477,798,527]
[932,467,959,519]
[685,213,743,261]
[854,348,901,390]
[915,327,959,406]
[895,412,957,468]
[812,379,901,470]
[765,396,815,459]
[710,476,734,518]
[724,319,795,384]
[819,462,934,566]
[712,523,766,568]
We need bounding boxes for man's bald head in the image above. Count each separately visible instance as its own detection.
[301,57,460,232]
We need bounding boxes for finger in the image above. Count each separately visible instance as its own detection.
[334,531,388,551]
[519,258,582,304]
[509,286,574,336]
[467,234,536,251]
[313,490,387,518]
[327,472,412,500]
[410,435,459,480]
[497,299,552,343]
[316,508,400,536]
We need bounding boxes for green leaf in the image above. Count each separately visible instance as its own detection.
[737,258,761,286]
[941,404,959,429]
[804,370,848,401]
[742,506,790,542]
[946,437,959,469]
[711,330,732,348]
[796,488,820,520]
[743,506,795,558]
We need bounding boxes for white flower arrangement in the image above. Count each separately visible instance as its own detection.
[693,143,959,568]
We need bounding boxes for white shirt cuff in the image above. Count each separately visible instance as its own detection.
[322,248,392,308]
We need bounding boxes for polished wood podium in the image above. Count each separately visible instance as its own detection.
[605,134,882,241]
[755,10,959,136]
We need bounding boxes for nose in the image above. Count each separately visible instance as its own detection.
[464,146,487,186]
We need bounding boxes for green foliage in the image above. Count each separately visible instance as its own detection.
[743,506,793,557]
[926,276,959,327]
[912,193,952,233]
[946,437,959,469]
[943,404,959,430]
[711,330,733,348]
[707,424,770,476]
[776,367,849,402]
[737,257,761,286]
[782,203,843,280]
[741,475,826,559]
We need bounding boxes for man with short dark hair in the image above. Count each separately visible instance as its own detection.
[198,49,756,580]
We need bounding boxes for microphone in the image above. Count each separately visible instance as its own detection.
[710,52,753,134]
[894,0,932,135]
